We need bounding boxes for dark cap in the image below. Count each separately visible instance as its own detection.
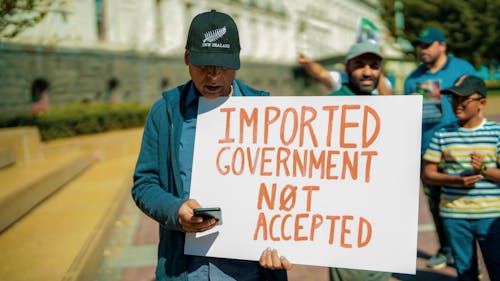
[345,41,383,62]
[441,76,487,97]
[414,27,446,45]
[186,10,241,70]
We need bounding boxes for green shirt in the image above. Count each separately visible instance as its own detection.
[329,84,364,96]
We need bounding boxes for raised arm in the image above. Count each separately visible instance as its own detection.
[298,53,335,90]
[377,72,393,95]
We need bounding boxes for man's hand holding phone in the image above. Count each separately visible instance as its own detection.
[178,199,219,233]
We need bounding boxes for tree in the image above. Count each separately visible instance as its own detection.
[380,0,500,67]
[0,0,51,38]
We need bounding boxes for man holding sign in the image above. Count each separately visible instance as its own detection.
[132,10,290,281]
[328,41,391,281]
[185,38,420,276]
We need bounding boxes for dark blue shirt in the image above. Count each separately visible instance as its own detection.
[404,55,477,154]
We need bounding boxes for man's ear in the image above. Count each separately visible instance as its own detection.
[439,42,447,53]
[184,50,189,65]
[478,98,486,118]
[344,62,351,74]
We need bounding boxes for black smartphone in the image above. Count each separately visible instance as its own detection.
[193,207,222,224]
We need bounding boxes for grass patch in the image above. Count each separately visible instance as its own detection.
[0,102,151,141]
[488,89,500,96]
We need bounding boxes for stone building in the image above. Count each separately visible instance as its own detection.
[0,0,402,116]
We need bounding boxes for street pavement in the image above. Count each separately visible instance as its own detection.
[94,113,500,281]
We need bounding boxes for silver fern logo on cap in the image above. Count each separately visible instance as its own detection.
[203,26,227,43]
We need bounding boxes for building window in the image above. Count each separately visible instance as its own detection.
[95,0,106,40]
[155,0,163,44]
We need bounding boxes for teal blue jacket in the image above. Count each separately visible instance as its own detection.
[132,80,286,281]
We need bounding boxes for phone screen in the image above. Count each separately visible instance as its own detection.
[193,207,222,224]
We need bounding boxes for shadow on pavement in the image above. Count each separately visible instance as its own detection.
[392,271,456,281]
[417,250,431,260]
[390,250,456,281]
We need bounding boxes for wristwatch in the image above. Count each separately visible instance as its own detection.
[480,164,488,175]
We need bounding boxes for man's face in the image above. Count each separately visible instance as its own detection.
[345,53,382,95]
[416,41,446,66]
[185,51,236,99]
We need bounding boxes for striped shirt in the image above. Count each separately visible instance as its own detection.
[423,119,500,219]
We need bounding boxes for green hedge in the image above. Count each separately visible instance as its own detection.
[486,80,500,92]
[0,102,151,141]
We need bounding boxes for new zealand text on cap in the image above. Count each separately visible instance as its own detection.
[186,10,241,70]
[345,41,383,62]
[441,76,487,97]
[414,27,446,45]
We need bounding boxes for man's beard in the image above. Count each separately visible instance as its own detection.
[420,52,439,67]
[348,76,379,95]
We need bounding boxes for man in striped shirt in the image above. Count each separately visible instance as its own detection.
[422,75,500,281]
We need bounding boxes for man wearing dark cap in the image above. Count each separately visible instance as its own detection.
[422,75,500,281]
[328,41,392,281]
[404,27,478,269]
[132,10,290,281]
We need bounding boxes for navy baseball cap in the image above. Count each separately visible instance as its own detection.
[186,10,241,70]
[414,27,446,45]
[441,76,487,97]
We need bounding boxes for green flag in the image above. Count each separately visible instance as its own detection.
[356,17,379,43]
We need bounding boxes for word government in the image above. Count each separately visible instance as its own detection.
[215,104,381,182]
[202,42,230,48]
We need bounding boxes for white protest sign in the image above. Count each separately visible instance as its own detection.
[185,95,422,274]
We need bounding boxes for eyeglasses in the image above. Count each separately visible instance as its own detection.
[448,95,483,106]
